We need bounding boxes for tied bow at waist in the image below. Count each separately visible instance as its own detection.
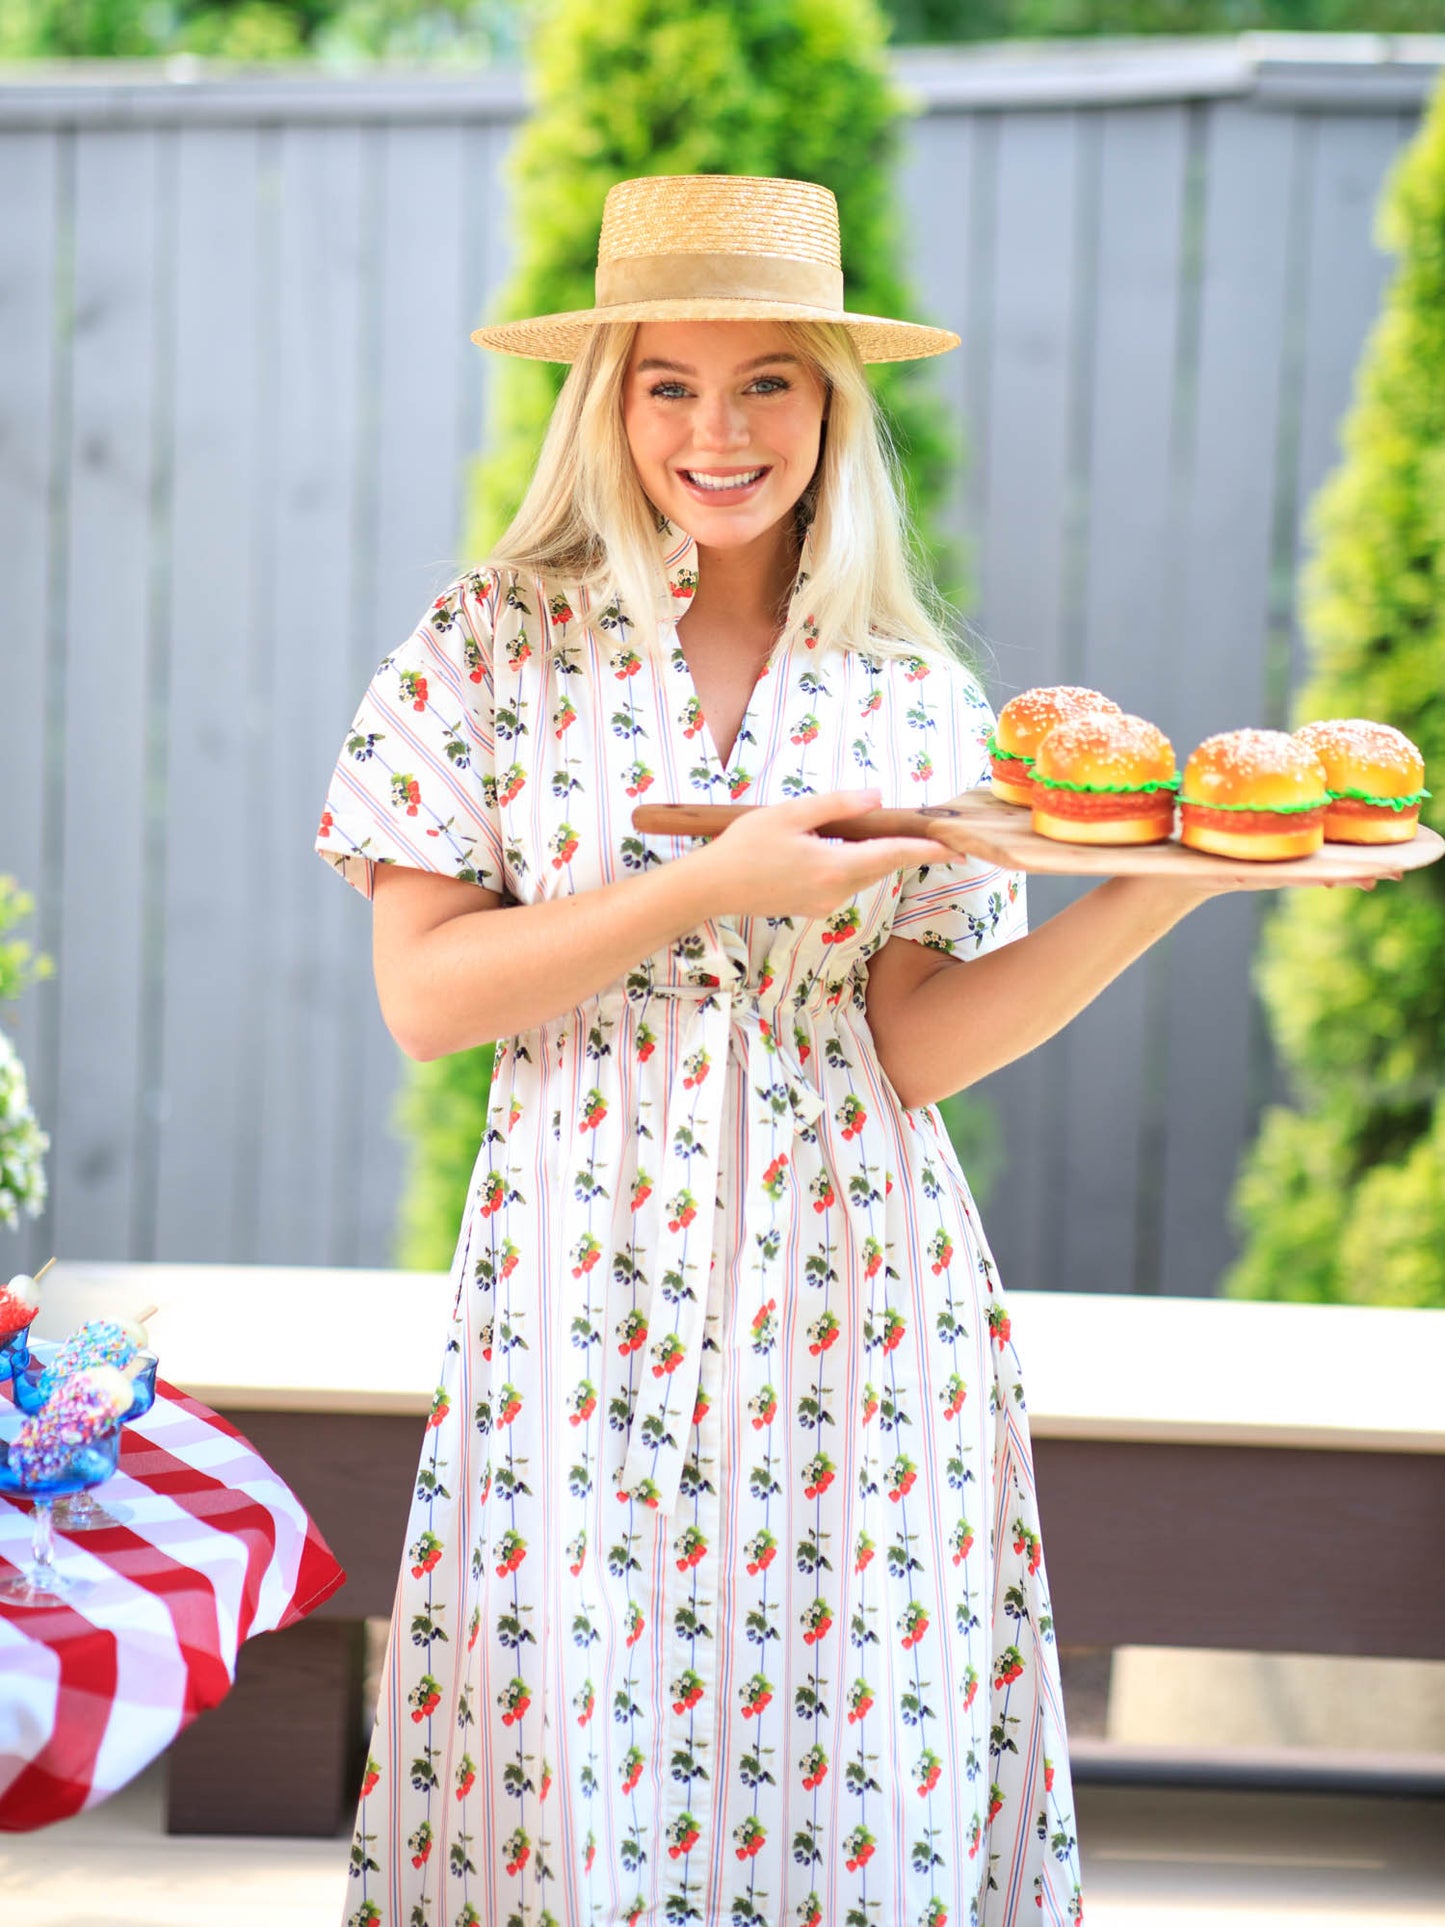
[569,966,831,1517]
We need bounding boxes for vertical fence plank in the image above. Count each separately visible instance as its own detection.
[1057,103,1191,1295]
[979,108,1081,683]
[0,130,62,1277]
[252,123,369,1267]
[1155,102,1299,1297]
[968,109,1089,1296]
[344,122,475,1266]
[153,124,265,1261]
[48,128,164,1262]
[896,106,976,570]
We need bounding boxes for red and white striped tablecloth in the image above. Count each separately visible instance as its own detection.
[0,1380,344,1831]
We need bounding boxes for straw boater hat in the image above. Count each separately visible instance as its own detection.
[471,173,959,364]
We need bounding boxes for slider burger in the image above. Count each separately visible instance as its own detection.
[1293,719,1428,845]
[1178,730,1329,860]
[1030,712,1180,845]
[989,686,1120,806]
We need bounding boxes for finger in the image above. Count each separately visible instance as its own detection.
[841,838,958,875]
[785,786,882,826]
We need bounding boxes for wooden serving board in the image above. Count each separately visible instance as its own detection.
[631,788,1445,888]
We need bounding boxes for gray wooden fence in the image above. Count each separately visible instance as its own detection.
[0,38,1435,1293]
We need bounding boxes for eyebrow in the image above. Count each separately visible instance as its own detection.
[633,353,802,376]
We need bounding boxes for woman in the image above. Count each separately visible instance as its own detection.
[319,174,1233,1927]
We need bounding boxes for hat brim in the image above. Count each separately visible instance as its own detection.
[470,299,958,364]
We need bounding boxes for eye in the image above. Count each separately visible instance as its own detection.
[749,375,791,395]
[647,381,690,400]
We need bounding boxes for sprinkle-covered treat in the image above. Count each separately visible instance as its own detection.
[8,1363,135,1487]
[37,1316,149,1402]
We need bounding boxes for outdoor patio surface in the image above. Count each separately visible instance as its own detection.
[1,1764,1441,1926]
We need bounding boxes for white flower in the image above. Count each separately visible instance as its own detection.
[0,1028,48,1229]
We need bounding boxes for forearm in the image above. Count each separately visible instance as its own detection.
[384,853,724,1058]
[880,876,1219,1107]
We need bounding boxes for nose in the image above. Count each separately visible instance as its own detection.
[691,388,750,453]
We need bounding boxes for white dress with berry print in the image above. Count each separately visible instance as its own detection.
[317,518,1083,1927]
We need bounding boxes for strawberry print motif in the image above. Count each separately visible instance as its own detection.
[822,902,860,944]
[671,1667,705,1713]
[549,821,579,868]
[409,1531,444,1578]
[733,1814,766,1859]
[748,1383,777,1428]
[408,1674,442,1722]
[318,525,1075,1926]
[744,1528,777,1576]
[939,1373,968,1420]
[800,1598,834,1645]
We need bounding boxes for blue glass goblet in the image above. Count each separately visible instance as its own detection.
[0,1323,33,1385]
[0,1416,123,1607]
[12,1344,156,1530]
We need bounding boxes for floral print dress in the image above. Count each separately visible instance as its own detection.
[316,518,1083,1927]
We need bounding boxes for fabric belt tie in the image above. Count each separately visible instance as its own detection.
[603,972,826,1517]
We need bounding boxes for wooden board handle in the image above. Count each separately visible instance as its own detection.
[631,802,959,841]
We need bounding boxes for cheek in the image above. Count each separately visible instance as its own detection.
[622,407,671,478]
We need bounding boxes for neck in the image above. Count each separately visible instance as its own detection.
[687,516,801,628]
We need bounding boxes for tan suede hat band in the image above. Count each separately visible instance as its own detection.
[595,250,845,310]
[471,173,959,365]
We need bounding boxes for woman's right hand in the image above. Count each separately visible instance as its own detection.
[684,788,959,921]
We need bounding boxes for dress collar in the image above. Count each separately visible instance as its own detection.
[654,513,817,632]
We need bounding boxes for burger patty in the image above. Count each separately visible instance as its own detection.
[1326,794,1417,818]
[990,750,1031,784]
[1180,803,1327,833]
[1032,786,1177,822]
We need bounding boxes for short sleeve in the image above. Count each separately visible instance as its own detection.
[889,658,1028,959]
[315,571,506,901]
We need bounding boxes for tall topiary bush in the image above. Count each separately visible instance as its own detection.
[1227,82,1445,1309]
[395,0,960,1266]
[0,878,52,1238]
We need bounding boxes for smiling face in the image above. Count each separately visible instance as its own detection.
[620,320,827,556]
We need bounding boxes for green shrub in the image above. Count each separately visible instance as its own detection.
[395,0,960,1266]
[0,879,52,1236]
[1227,78,1445,1309]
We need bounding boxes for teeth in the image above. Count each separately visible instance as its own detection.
[684,469,764,491]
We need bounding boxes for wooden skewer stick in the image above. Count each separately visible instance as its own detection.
[133,1304,159,1327]
[33,1256,58,1285]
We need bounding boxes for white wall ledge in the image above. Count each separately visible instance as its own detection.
[23,1261,1445,1453]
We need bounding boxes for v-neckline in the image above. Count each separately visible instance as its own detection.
[676,627,790,777]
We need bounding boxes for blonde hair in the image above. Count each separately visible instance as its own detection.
[486,320,964,669]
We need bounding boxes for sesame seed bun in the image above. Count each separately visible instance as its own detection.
[1294,718,1426,845]
[1179,729,1329,860]
[990,685,1120,805]
[1030,712,1178,845]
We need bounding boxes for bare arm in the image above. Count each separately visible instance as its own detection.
[864,874,1224,1109]
[373,786,957,1060]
